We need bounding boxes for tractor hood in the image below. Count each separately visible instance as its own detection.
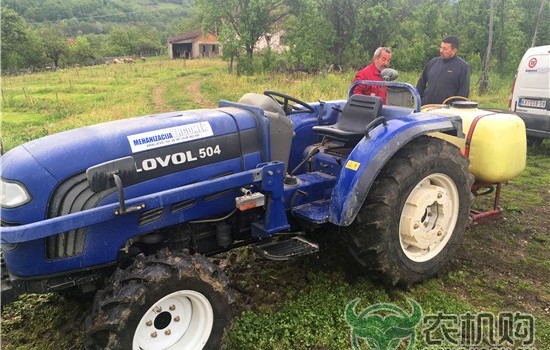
[10,108,260,181]
[1,106,264,224]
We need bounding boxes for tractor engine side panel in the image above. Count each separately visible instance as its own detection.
[1,107,264,277]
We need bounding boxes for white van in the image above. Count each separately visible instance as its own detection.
[509,45,550,144]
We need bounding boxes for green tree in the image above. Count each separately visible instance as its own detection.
[352,0,398,67]
[217,23,243,74]
[1,7,47,71]
[1,7,28,71]
[531,0,548,46]
[165,13,203,43]
[518,0,550,47]
[133,26,164,55]
[19,29,48,69]
[322,0,368,68]
[495,0,531,73]
[198,0,295,75]
[281,0,337,72]
[388,0,453,71]
[284,0,424,71]
[41,26,69,67]
[479,0,495,94]
[65,36,95,66]
[103,25,163,56]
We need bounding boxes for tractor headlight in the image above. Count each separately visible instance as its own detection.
[1,179,31,208]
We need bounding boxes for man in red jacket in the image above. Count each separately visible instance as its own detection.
[351,47,392,104]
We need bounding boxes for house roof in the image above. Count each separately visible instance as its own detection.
[167,29,216,44]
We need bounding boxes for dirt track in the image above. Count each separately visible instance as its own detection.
[152,84,172,112]
[152,79,215,112]
[187,79,216,108]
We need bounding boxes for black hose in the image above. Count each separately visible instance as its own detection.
[290,147,320,176]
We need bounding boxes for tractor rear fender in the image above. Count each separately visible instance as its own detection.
[329,113,462,226]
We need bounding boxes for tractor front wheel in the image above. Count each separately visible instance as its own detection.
[86,249,233,350]
[343,136,474,287]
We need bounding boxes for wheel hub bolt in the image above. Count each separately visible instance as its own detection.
[153,306,162,313]
[165,329,171,336]
[169,304,176,311]
[151,332,157,338]
[437,193,442,198]
[174,316,180,322]
[146,320,152,327]
[414,223,419,229]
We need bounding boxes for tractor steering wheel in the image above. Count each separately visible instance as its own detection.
[264,90,315,115]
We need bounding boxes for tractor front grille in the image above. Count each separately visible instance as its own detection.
[46,172,114,260]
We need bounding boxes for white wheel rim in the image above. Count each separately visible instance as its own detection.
[399,173,459,262]
[133,290,214,350]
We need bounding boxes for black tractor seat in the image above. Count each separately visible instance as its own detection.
[312,94,383,142]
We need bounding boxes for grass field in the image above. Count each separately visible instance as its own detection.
[1,58,549,349]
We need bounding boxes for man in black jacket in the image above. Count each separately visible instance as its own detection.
[416,36,470,105]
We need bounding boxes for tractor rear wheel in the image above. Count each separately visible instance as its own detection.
[85,249,233,350]
[343,136,474,287]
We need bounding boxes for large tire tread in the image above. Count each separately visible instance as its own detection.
[85,249,233,350]
[343,136,475,287]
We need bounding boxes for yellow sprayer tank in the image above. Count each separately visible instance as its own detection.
[424,102,526,183]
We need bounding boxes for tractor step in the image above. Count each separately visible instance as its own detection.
[253,236,319,261]
[291,199,330,224]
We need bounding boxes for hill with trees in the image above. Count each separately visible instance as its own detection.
[1,0,198,72]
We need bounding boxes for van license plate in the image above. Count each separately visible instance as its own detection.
[519,98,547,109]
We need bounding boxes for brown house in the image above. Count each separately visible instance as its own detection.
[167,29,222,59]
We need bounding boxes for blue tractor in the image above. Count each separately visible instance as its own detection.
[2,76,498,349]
